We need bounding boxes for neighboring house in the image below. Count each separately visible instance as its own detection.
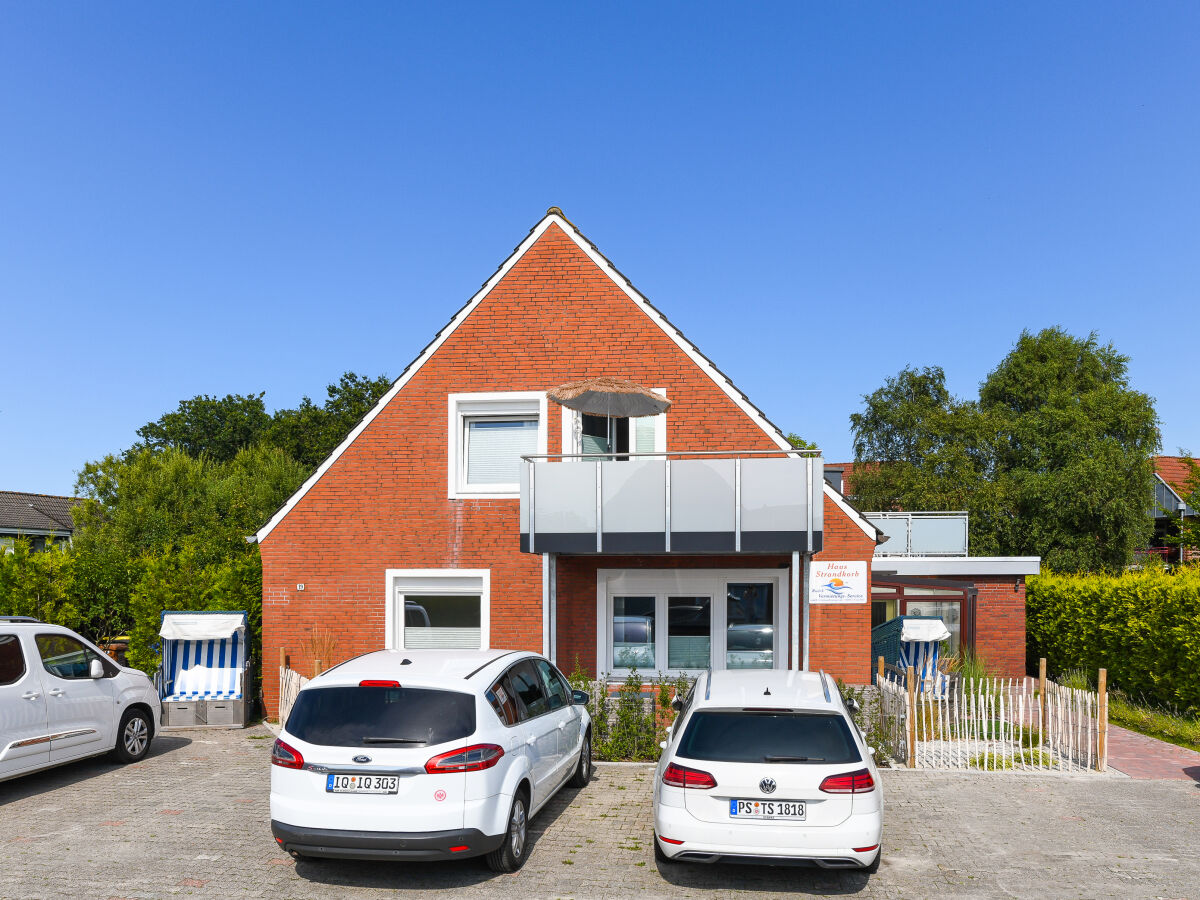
[825,463,1039,678]
[254,210,1031,717]
[0,491,78,552]
[1151,455,1198,563]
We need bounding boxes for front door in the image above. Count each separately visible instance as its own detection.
[0,632,49,779]
[35,633,116,762]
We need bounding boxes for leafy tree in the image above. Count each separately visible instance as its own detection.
[850,328,1160,572]
[266,371,392,468]
[134,392,270,462]
[786,433,818,450]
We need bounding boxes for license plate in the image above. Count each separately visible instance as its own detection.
[326,774,399,794]
[730,799,806,820]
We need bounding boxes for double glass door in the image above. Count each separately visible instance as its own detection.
[607,573,782,674]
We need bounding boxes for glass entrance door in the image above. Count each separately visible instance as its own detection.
[725,583,774,669]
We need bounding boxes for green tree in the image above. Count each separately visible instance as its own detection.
[850,328,1160,572]
[134,392,270,462]
[266,371,391,468]
[786,433,818,450]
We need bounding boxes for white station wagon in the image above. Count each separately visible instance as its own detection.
[653,669,882,871]
[270,649,592,871]
[0,617,160,782]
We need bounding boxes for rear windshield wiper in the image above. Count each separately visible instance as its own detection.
[764,755,823,762]
[361,737,427,744]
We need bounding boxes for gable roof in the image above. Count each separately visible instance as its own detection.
[0,491,79,533]
[1155,456,1197,498]
[254,208,879,543]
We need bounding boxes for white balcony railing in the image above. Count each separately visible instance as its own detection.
[519,450,824,555]
[865,511,969,557]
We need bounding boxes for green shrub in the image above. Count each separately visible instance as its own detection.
[1027,568,1200,714]
[969,748,1056,770]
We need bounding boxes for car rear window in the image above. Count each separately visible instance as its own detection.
[286,686,476,747]
[677,710,861,764]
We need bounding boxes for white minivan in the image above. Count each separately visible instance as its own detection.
[270,649,592,871]
[653,669,883,871]
[0,617,161,783]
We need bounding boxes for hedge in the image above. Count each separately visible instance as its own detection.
[1026,567,1200,714]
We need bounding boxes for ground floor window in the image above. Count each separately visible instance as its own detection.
[871,579,975,657]
[386,569,490,651]
[598,569,787,675]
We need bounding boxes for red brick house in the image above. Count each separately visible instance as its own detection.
[254,210,1031,717]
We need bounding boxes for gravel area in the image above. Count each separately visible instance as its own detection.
[1,723,1197,899]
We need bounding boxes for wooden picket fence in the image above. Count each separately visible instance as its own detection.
[876,657,1108,772]
[277,656,310,726]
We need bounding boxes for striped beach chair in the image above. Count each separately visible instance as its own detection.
[159,611,247,703]
[898,617,951,696]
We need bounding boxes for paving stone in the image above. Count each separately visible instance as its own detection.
[0,725,1197,899]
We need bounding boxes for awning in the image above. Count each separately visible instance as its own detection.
[900,617,951,643]
[159,612,247,642]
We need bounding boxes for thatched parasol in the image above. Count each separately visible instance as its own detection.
[547,377,672,418]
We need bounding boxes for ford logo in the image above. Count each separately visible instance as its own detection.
[353,755,372,764]
[759,777,777,794]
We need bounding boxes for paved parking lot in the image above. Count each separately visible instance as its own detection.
[2,723,1198,900]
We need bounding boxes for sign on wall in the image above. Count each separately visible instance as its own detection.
[808,561,868,604]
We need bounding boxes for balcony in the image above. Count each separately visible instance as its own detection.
[519,450,824,555]
[865,511,969,557]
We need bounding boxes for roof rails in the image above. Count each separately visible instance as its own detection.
[0,616,41,624]
[464,650,520,680]
[818,670,831,703]
[704,667,713,701]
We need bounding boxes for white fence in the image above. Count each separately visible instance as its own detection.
[278,665,309,726]
[877,663,1108,772]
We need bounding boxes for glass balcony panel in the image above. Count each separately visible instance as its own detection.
[740,457,809,533]
[601,460,665,534]
[670,459,735,533]
[534,461,596,534]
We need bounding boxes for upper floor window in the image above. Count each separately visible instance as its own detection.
[448,392,548,498]
[563,389,667,459]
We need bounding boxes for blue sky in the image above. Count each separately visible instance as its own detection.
[2,2,1197,496]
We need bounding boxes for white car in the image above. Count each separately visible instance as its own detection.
[270,649,592,871]
[653,669,882,871]
[0,616,161,783]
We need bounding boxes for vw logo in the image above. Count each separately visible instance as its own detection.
[759,777,777,794]
[353,755,372,764]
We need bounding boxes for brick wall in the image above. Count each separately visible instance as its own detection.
[810,494,876,684]
[259,221,877,715]
[971,576,1027,678]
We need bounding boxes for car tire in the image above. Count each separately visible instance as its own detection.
[111,707,153,764]
[567,734,592,787]
[486,790,530,873]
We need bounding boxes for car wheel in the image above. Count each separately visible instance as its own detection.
[486,791,529,873]
[567,734,592,787]
[111,707,152,763]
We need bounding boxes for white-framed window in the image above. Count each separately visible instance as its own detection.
[448,392,548,499]
[560,389,667,458]
[595,568,788,676]
[385,569,490,651]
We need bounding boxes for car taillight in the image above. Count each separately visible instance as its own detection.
[425,743,505,774]
[359,680,401,687]
[819,768,875,793]
[662,762,718,789]
[271,738,304,769]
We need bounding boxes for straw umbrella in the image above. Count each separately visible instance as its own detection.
[547,377,672,453]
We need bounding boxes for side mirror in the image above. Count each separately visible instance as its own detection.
[846,697,861,714]
[571,689,589,705]
[89,658,105,679]
[671,696,684,712]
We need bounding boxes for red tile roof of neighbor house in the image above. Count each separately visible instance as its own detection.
[1154,456,1198,497]
[0,491,79,533]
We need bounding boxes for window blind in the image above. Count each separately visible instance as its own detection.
[465,418,538,485]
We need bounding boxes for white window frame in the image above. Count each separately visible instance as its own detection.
[384,568,491,651]
[594,568,788,677]
[448,391,548,499]
[560,388,667,456]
